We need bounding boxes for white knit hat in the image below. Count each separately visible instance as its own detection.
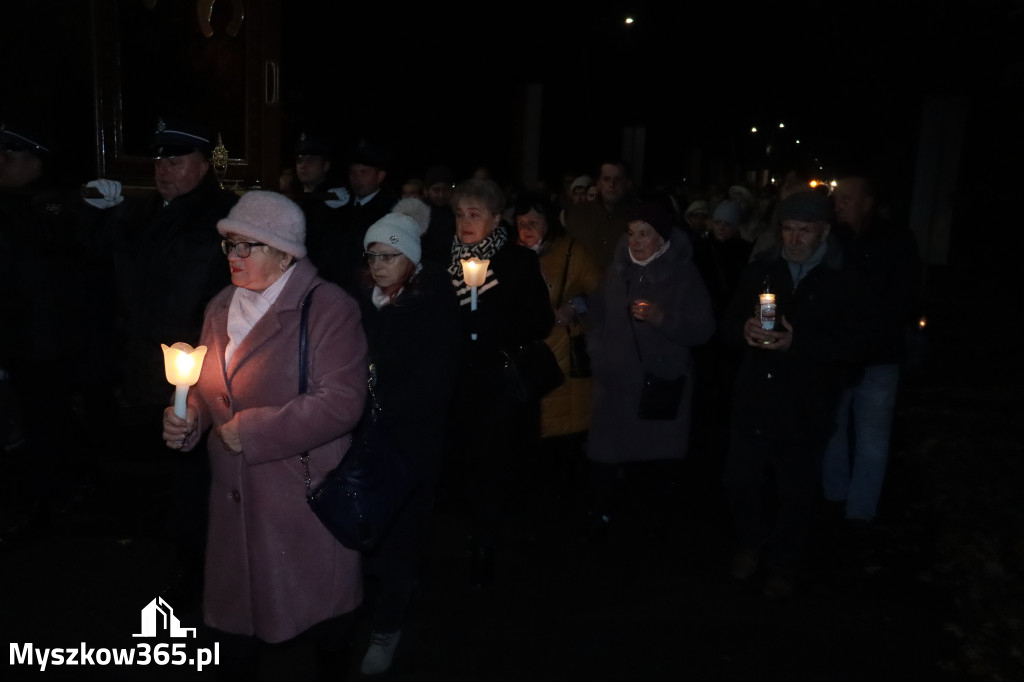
[217,191,307,259]
[363,198,431,266]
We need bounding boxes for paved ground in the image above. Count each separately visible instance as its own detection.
[1,399,954,682]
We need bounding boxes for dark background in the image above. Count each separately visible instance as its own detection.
[1,1,1022,292]
[4,1,1022,185]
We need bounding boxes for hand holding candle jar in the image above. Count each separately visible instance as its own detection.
[161,342,208,418]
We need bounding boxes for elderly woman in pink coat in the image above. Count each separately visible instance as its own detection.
[161,191,367,676]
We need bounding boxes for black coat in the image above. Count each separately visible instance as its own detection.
[99,178,238,406]
[833,219,921,366]
[356,264,462,575]
[329,189,399,291]
[453,237,554,380]
[722,241,864,441]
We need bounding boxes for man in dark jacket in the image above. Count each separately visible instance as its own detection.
[95,118,239,410]
[289,131,348,281]
[89,116,238,602]
[564,159,637,274]
[0,122,98,545]
[721,190,862,599]
[329,138,397,290]
[822,175,920,523]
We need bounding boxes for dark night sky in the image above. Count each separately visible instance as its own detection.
[276,1,1021,186]
[2,1,1021,196]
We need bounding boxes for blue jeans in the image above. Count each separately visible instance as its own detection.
[822,363,900,521]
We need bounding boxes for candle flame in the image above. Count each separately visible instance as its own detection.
[176,352,196,375]
[461,258,490,288]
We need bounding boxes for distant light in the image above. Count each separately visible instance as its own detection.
[751,126,758,133]
[918,316,927,329]
[830,180,838,188]
[809,180,819,188]
[779,122,785,128]
[795,139,801,144]
[625,17,634,25]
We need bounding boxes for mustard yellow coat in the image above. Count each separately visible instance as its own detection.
[536,235,601,438]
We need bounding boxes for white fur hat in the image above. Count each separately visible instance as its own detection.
[363,198,431,265]
[217,191,307,259]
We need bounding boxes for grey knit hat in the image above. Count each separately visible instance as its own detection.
[712,199,742,226]
[363,198,432,266]
[217,191,307,259]
[778,191,832,223]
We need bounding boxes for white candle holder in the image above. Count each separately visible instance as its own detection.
[161,342,208,418]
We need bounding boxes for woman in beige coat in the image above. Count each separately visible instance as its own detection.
[513,191,600,491]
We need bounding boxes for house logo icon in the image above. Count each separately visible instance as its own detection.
[132,597,196,638]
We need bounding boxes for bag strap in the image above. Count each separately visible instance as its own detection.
[299,285,319,498]
[558,240,578,343]
[299,286,318,394]
[556,239,573,304]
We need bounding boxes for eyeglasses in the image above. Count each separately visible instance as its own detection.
[221,240,267,258]
[364,251,404,264]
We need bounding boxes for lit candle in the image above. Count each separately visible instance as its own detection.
[759,292,776,331]
[161,342,208,418]
[461,258,490,341]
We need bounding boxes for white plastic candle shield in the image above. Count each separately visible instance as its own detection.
[460,258,490,341]
[161,342,208,418]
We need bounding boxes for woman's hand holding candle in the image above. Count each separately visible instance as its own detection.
[162,405,197,449]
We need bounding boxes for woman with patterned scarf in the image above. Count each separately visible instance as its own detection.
[446,178,553,589]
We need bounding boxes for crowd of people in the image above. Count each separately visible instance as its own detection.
[0,116,922,678]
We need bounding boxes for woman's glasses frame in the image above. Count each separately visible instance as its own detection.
[363,250,404,264]
[221,240,267,258]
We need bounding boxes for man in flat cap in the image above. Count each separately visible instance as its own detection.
[720,190,864,600]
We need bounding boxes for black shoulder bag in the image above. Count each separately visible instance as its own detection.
[300,288,419,552]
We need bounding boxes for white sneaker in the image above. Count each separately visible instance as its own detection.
[360,630,401,675]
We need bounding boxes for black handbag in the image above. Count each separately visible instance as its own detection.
[299,289,418,552]
[503,340,565,403]
[637,373,687,420]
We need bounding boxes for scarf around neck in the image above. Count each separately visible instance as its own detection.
[629,239,671,266]
[783,240,828,289]
[447,224,509,278]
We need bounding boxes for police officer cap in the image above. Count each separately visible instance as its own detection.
[348,138,390,170]
[294,131,331,158]
[150,116,213,158]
